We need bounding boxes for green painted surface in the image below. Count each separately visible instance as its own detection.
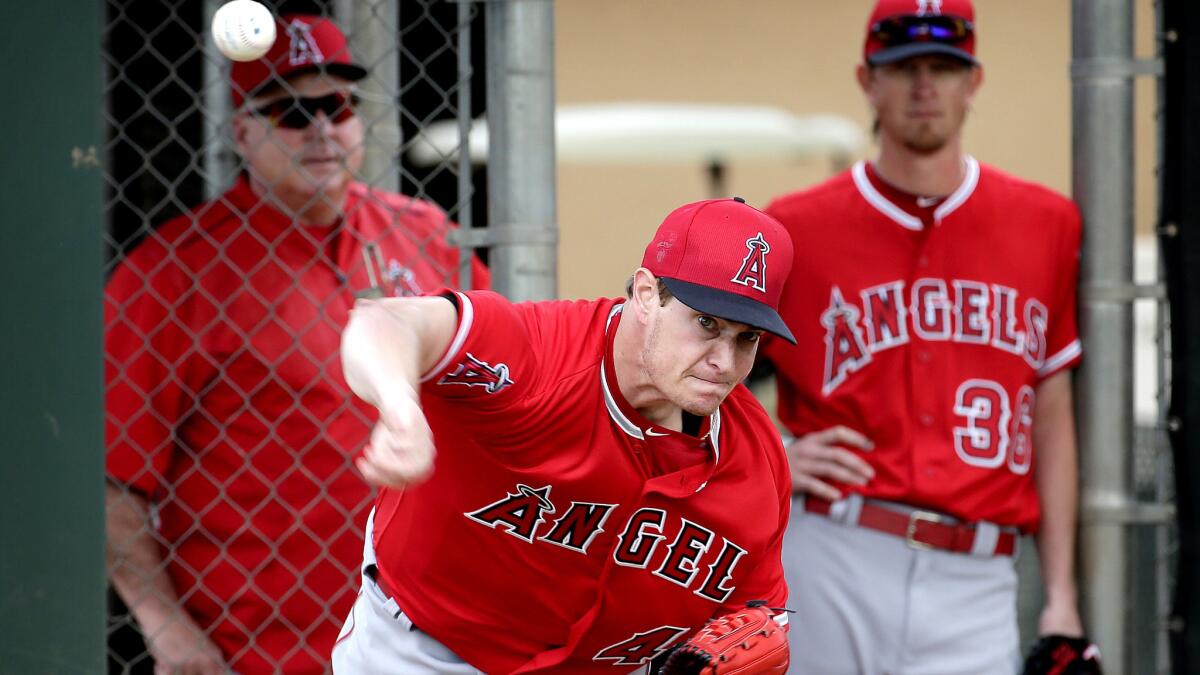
[0,2,105,672]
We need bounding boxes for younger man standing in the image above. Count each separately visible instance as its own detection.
[761,1,1088,672]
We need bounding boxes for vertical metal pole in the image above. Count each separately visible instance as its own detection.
[456,0,473,290]
[1153,6,1172,674]
[203,0,236,198]
[345,0,400,193]
[1072,0,1136,671]
[485,0,557,301]
[333,0,353,28]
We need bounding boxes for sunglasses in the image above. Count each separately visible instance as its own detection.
[250,92,361,130]
[870,15,973,45]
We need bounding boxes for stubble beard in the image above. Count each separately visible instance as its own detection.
[642,321,722,418]
[902,122,950,154]
[683,397,721,418]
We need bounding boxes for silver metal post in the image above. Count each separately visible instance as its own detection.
[1072,0,1137,670]
[343,0,400,193]
[456,0,473,290]
[1152,2,1173,672]
[203,0,236,199]
[485,0,557,301]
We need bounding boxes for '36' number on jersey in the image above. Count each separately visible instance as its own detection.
[952,379,1035,475]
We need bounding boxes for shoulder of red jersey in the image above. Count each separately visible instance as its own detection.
[763,168,857,224]
[510,295,624,374]
[439,291,621,374]
[455,291,621,330]
[107,189,248,291]
[516,295,624,332]
[424,292,621,408]
[346,182,451,236]
[974,162,1081,222]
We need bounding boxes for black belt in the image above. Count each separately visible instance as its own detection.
[365,564,420,630]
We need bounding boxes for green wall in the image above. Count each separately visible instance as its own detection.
[0,1,105,672]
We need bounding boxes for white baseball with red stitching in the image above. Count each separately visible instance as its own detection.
[211,0,276,62]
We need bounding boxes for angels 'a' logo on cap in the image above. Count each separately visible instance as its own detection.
[916,0,944,15]
[287,19,325,66]
[731,232,770,293]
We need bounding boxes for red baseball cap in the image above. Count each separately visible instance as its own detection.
[230,14,367,107]
[641,198,796,344]
[863,0,977,66]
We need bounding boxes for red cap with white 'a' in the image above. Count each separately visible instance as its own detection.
[641,198,796,344]
[230,15,367,106]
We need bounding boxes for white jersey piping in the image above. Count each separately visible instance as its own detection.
[851,161,923,231]
[601,363,645,440]
[420,291,474,382]
[601,303,723,464]
[601,305,645,440]
[851,155,980,229]
[1038,338,1083,378]
[933,155,980,222]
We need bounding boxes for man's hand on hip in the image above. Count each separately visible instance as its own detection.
[785,425,874,500]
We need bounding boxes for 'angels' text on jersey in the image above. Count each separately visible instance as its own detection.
[822,277,1050,394]
[465,483,746,604]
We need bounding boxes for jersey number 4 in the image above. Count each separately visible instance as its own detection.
[952,379,1034,475]
[593,626,689,666]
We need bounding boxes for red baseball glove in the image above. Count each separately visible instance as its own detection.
[1021,634,1103,675]
[659,601,789,674]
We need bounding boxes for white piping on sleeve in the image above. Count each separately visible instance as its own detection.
[420,291,475,382]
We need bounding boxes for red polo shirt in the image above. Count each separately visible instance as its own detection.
[105,178,488,674]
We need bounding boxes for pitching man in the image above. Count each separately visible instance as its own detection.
[332,198,794,673]
[760,0,1093,673]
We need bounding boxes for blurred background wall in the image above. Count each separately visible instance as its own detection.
[553,0,1160,300]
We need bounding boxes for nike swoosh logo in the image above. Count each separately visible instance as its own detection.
[916,196,941,207]
[645,429,670,437]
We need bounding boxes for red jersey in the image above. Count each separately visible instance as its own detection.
[370,291,791,673]
[763,158,1082,532]
[105,177,488,675]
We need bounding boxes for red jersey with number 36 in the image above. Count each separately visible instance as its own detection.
[370,290,790,674]
[763,157,1082,532]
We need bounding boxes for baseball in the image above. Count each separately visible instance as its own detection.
[211,0,276,62]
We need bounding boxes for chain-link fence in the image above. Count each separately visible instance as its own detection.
[96,2,1181,673]
[102,1,484,672]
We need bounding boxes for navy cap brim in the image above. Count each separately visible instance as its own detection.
[867,42,977,66]
[661,277,796,345]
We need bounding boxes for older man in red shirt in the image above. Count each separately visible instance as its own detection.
[105,14,487,675]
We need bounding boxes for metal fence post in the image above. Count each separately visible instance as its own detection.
[485,0,557,301]
[1072,0,1137,670]
[203,0,237,199]
[345,0,402,193]
[456,0,475,290]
